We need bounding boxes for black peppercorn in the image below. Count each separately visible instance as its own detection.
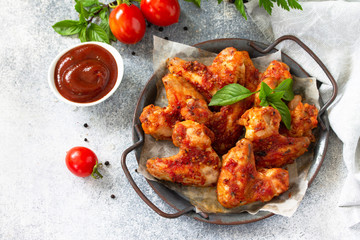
[84,138,88,142]
[183,26,188,31]
[83,123,88,128]
[105,161,110,166]
[111,194,115,199]
[164,37,169,40]
[158,27,164,32]
[131,51,136,56]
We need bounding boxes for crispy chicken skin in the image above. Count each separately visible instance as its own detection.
[146,121,221,187]
[238,106,281,141]
[140,74,211,140]
[252,135,311,168]
[239,106,311,168]
[163,73,207,108]
[281,95,319,141]
[217,139,289,208]
[140,105,179,140]
[210,99,252,155]
[167,47,259,101]
[209,47,247,87]
[260,60,292,82]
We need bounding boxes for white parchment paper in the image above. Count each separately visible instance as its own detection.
[245,0,360,226]
[137,36,319,217]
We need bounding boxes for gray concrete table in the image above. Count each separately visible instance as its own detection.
[0,0,358,239]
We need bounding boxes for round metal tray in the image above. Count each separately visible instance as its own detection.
[122,36,337,225]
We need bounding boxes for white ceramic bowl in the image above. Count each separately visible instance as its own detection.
[48,42,124,107]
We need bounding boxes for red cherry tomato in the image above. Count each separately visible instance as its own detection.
[140,0,180,26]
[65,147,103,178]
[109,3,146,44]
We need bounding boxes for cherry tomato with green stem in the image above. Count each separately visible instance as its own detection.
[65,146,103,179]
[109,3,146,44]
[140,0,180,26]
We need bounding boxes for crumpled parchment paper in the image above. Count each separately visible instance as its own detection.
[245,0,360,226]
[137,36,319,217]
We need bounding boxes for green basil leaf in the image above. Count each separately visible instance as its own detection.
[260,91,284,107]
[80,0,100,7]
[270,99,291,129]
[52,20,84,35]
[260,98,269,107]
[218,0,223,4]
[79,26,88,42]
[87,23,109,43]
[99,17,116,42]
[209,84,255,106]
[75,1,89,21]
[259,81,272,102]
[267,91,285,102]
[89,5,102,15]
[274,78,294,101]
[234,0,247,20]
[184,0,201,8]
[99,8,108,21]
[75,1,81,13]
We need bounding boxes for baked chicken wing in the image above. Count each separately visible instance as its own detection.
[146,120,221,187]
[217,139,289,208]
[239,106,311,168]
[167,47,259,101]
[281,95,319,141]
[139,104,179,140]
[140,74,211,140]
[260,60,292,82]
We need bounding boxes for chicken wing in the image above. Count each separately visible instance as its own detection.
[260,60,292,82]
[140,105,179,140]
[140,74,211,140]
[167,47,258,101]
[217,139,289,208]
[280,95,319,141]
[239,106,311,168]
[146,120,221,186]
[252,134,311,168]
[238,106,281,141]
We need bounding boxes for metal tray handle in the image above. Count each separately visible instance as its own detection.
[121,124,197,218]
[250,35,338,130]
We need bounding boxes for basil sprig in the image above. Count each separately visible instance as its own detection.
[209,78,294,129]
[52,0,116,43]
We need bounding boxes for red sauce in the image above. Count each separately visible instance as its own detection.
[54,44,118,103]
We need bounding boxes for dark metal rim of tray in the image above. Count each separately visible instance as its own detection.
[121,35,338,225]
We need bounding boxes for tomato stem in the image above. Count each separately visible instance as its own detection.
[91,162,103,179]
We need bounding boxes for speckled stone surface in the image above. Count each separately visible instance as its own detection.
[0,0,359,239]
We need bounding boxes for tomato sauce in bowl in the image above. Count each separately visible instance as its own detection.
[49,42,123,106]
[54,44,118,103]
